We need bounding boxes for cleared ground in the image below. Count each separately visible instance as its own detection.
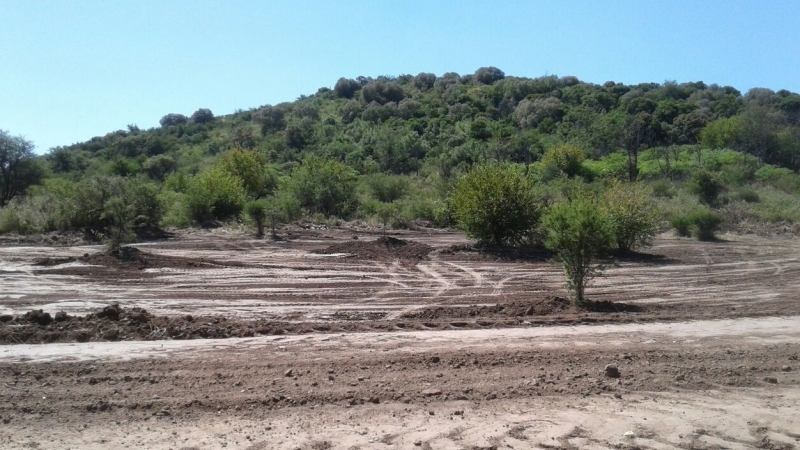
[1,228,799,449]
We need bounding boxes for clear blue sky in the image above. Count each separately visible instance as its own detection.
[3,0,799,153]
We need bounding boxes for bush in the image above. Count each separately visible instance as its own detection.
[287,156,358,218]
[601,182,659,252]
[216,149,275,199]
[185,169,247,224]
[451,163,540,246]
[671,208,723,240]
[688,208,723,240]
[689,170,725,206]
[364,174,409,203]
[540,143,586,180]
[669,215,692,237]
[244,199,269,236]
[543,195,613,303]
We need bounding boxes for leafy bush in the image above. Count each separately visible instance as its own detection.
[216,149,275,199]
[543,195,613,303]
[689,170,725,206]
[287,156,358,218]
[451,163,540,246]
[244,199,269,236]
[540,143,586,180]
[669,215,692,237]
[185,169,247,224]
[671,208,723,240]
[364,174,409,203]
[601,182,659,251]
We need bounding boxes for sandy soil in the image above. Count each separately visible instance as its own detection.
[1,228,800,449]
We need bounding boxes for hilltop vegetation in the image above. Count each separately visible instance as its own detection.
[2,67,800,247]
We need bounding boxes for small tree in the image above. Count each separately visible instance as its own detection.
[451,163,540,246]
[0,131,45,207]
[375,202,400,237]
[245,199,269,237]
[185,169,247,224]
[216,149,275,199]
[601,181,659,252]
[543,196,613,303]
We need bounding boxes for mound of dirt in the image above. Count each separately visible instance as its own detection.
[402,297,642,320]
[316,236,433,260]
[35,246,228,271]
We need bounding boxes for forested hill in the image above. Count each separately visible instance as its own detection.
[3,67,800,240]
[48,67,800,179]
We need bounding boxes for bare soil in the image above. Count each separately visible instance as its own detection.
[1,228,800,449]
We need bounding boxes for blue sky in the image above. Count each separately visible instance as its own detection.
[3,0,799,153]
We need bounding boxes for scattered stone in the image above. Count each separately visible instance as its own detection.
[421,389,442,397]
[284,369,294,377]
[781,366,792,372]
[604,365,621,378]
[414,441,422,446]
[54,311,69,322]
[763,377,778,384]
[675,374,685,381]
[430,356,440,364]
[623,431,636,439]
[368,396,380,404]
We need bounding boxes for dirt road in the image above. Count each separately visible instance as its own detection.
[1,229,799,449]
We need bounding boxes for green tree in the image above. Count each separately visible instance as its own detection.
[0,131,45,207]
[543,196,613,303]
[540,143,586,180]
[159,113,188,127]
[601,181,659,252]
[216,149,275,199]
[185,169,247,223]
[190,108,214,124]
[288,156,358,218]
[451,163,540,246]
[365,174,409,203]
[245,199,269,237]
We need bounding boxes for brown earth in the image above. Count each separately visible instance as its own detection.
[1,228,800,449]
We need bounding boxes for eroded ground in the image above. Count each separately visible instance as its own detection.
[1,229,799,449]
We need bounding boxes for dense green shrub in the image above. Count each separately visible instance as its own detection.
[540,143,586,180]
[601,182,659,251]
[288,156,358,218]
[244,199,269,236]
[451,163,540,246]
[689,170,725,206]
[185,169,247,224]
[671,208,723,240]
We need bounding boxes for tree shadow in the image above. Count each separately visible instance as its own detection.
[579,299,643,313]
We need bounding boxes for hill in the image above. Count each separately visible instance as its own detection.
[2,67,800,240]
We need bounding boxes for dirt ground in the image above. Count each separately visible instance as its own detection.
[1,227,800,449]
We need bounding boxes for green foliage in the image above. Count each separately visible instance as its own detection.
[216,149,275,199]
[0,130,45,207]
[364,174,409,203]
[288,156,358,218]
[190,108,214,124]
[540,143,586,180]
[601,181,659,251]
[451,163,540,246]
[671,208,723,240]
[689,170,725,206]
[244,199,269,236]
[159,113,188,127]
[543,195,613,303]
[184,169,247,224]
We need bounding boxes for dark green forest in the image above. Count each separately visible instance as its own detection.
[3,67,800,244]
